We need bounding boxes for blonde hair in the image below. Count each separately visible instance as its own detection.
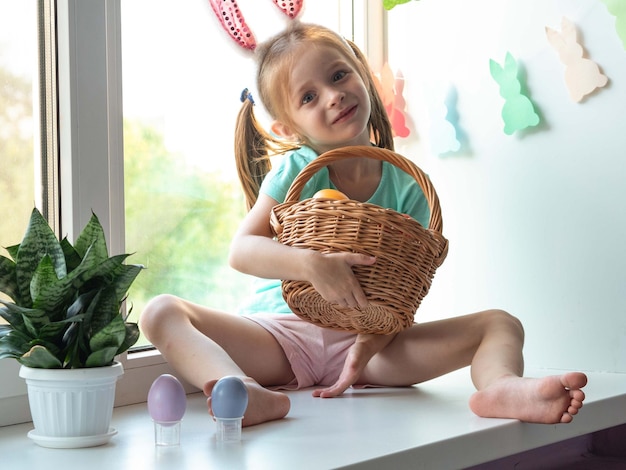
[234,22,394,210]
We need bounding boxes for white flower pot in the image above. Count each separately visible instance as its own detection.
[19,362,123,448]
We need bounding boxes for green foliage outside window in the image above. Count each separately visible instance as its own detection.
[123,120,252,345]
[0,62,252,342]
[0,67,35,258]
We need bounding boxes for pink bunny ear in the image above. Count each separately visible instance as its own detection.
[208,0,257,50]
[272,0,303,18]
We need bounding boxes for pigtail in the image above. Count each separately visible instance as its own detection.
[347,40,395,151]
[234,89,298,210]
[234,93,273,211]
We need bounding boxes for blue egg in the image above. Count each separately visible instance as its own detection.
[211,376,249,419]
[147,374,187,423]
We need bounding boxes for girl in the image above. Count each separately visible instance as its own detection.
[140,22,587,427]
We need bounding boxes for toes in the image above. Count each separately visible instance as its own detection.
[203,379,219,396]
[206,396,217,420]
[567,405,582,415]
[562,372,588,390]
[570,398,584,409]
[206,396,211,411]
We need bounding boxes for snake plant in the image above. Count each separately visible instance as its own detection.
[0,208,143,368]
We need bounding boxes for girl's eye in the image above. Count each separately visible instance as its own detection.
[332,71,347,82]
[301,92,315,104]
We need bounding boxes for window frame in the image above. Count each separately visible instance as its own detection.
[0,0,382,426]
[58,0,168,408]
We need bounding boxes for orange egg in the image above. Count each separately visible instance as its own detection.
[313,189,349,200]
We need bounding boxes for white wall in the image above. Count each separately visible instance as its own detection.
[386,0,626,373]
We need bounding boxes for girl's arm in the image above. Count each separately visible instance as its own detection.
[313,332,397,398]
[229,193,376,309]
[229,193,314,280]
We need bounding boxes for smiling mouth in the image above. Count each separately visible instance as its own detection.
[332,105,357,124]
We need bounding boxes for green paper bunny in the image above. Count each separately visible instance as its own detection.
[490,52,540,135]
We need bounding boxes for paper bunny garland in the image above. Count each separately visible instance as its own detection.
[205,3,617,140]
[545,17,608,102]
[208,0,303,50]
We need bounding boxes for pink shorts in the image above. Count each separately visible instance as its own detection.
[244,313,358,390]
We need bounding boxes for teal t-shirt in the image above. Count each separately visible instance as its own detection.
[237,145,431,315]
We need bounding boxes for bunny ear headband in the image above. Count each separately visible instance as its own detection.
[208,0,303,51]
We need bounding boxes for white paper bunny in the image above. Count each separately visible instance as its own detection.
[545,17,608,102]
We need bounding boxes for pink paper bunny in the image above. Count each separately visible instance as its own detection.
[545,17,608,102]
[373,64,410,138]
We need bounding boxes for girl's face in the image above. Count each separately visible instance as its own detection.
[278,44,372,154]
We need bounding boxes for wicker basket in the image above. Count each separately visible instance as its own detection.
[270,145,448,334]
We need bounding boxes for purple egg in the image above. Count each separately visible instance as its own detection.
[147,374,187,423]
[211,376,248,419]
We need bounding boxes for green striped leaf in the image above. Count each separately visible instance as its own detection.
[86,288,118,334]
[113,264,144,303]
[0,328,31,359]
[15,209,66,307]
[19,344,63,368]
[0,255,18,302]
[5,244,19,261]
[89,313,125,353]
[0,300,43,330]
[60,237,82,272]
[117,322,140,355]
[30,255,60,314]
[74,212,108,261]
[85,346,118,368]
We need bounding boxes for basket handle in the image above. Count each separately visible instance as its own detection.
[283,145,443,234]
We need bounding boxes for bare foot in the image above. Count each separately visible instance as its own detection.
[469,372,588,424]
[204,377,291,427]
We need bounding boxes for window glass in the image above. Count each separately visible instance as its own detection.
[0,0,38,304]
[121,1,345,346]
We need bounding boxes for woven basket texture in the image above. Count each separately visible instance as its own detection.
[270,146,448,334]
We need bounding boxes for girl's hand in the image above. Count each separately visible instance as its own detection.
[307,252,376,309]
[312,333,396,398]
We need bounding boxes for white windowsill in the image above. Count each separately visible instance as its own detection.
[1,367,625,470]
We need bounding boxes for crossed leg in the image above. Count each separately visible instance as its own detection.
[141,298,587,426]
[140,294,292,426]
